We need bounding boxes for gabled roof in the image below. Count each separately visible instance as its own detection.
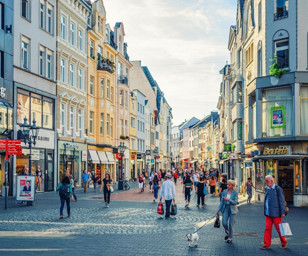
[181,117,200,130]
[192,112,219,129]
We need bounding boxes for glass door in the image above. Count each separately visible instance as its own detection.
[45,151,54,191]
[278,160,293,203]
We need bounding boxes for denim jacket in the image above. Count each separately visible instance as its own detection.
[264,185,285,217]
[217,189,239,214]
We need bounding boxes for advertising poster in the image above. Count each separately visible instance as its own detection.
[16,176,35,201]
[271,106,286,129]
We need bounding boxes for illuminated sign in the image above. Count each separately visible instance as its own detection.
[263,146,288,155]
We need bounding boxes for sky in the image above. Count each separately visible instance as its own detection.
[103,0,237,125]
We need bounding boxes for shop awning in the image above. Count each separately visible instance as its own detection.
[106,152,115,164]
[88,150,100,164]
[255,155,307,160]
[97,151,109,164]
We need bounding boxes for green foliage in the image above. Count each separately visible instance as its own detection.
[269,54,289,78]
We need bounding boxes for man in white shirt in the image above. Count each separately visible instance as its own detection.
[160,173,176,219]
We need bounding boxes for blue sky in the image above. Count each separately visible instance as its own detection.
[104,0,237,125]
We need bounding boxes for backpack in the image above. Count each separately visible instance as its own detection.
[59,184,70,198]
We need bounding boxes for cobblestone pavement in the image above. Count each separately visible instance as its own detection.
[0,183,307,256]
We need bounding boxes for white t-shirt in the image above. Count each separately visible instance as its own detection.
[193,174,198,182]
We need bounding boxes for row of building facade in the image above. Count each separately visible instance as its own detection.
[171,0,308,207]
[0,0,172,196]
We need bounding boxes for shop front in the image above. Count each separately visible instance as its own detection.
[254,144,308,206]
[129,151,137,180]
[58,141,87,186]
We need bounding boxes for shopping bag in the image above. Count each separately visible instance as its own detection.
[203,183,209,195]
[214,214,220,228]
[157,201,164,215]
[279,222,292,236]
[109,186,114,193]
[171,203,177,215]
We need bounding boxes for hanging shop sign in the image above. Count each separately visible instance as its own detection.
[222,152,229,159]
[263,146,290,156]
[82,151,87,161]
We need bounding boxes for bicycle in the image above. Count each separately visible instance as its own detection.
[123,178,130,190]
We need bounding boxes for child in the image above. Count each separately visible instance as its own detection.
[245,178,255,204]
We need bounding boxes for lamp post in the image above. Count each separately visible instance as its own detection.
[19,117,40,177]
[153,147,158,173]
[118,141,126,190]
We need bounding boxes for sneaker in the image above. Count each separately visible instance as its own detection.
[60,216,64,219]
[107,204,109,208]
[185,204,188,208]
[260,245,270,250]
[196,205,199,208]
[281,244,287,249]
[104,203,108,208]
[68,214,71,218]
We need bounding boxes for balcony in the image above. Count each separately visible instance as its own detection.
[274,9,288,21]
[117,75,128,85]
[97,55,115,74]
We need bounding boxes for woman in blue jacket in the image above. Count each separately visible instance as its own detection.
[217,180,238,243]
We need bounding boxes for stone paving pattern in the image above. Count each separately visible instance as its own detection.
[0,181,307,256]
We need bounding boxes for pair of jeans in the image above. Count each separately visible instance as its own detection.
[60,197,70,216]
[153,185,158,199]
[72,188,77,201]
[165,199,172,218]
[185,188,191,202]
[263,216,287,247]
[197,195,205,206]
[222,205,237,238]
[104,189,111,204]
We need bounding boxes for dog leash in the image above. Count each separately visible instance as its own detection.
[193,214,217,234]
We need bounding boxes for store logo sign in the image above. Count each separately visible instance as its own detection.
[0,87,6,98]
[263,146,288,155]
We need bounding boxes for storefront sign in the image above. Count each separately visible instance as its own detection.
[263,146,289,155]
[33,129,55,149]
[245,162,253,168]
[64,143,78,149]
[0,87,6,98]
[229,153,238,159]
[16,176,35,201]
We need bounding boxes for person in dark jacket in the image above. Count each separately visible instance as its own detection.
[196,176,208,208]
[56,176,72,219]
[261,175,287,250]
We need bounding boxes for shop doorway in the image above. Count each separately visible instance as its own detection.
[45,151,54,191]
[66,161,78,183]
[278,160,293,204]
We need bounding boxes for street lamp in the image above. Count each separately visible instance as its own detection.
[19,117,40,176]
[153,147,158,173]
[118,141,126,190]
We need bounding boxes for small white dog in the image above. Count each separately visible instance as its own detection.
[186,232,199,247]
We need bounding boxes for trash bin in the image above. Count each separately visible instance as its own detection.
[118,180,123,190]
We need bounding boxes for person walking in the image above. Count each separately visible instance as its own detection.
[173,171,178,185]
[100,173,113,208]
[261,175,287,250]
[92,173,99,192]
[57,176,73,219]
[192,171,199,193]
[196,176,207,208]
[69,175,77,202]
[138,174,144,192]
[159,173,176,219]
[210,176,216,196]
[218,178,228,201]
[81,170,90,193]
[153,173,160,202]
[217,180,238,244]
[245,178,255,204]
[183,174,193,208]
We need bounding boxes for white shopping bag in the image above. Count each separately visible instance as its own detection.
[279,222,292,236]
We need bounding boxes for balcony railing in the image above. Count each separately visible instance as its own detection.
[97,54,115,74]
[117,75,128,85]
[274,9,288,21]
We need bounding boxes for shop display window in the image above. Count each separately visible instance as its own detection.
[294,160,302,194]
[304,159,308,194]
[255,161,264,191]
[266,160,277,181]
[300,86,308,135]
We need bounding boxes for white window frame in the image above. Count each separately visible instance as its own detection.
[60,15,67,40]
[78,68,84,90]
[60,58,66,83]
[70,106,76,137]
[21,0,31,21]
[47,5,53,34]
[90,76,94,95]
[40,2,45,29]
[46,51,52,79]
[78,29,83,51]
[70,64,75,86]
[21,37,30,70]
[70,23,76,46]
[89,111,94,134]
[39,47,45,76]
[78,108,84,137]
[100,113,104,135]
[60,102,67,135]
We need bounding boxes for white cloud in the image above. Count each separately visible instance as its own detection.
[103,0,237,125]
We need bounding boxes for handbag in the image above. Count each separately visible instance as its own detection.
[109,186,114,193]
[203,183,209,195]
[157,201,164,215]
[279,222,292,236]
[214,214,220,228]
[171,203,177,215]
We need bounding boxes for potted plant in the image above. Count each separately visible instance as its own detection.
[269,54,289,80]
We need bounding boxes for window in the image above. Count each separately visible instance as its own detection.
[261,87,292,137]
[90,76,94,95]
[47,6,53,34]
[275,39,289,68]
[137,120,140,131]
[46,52,52,79]
[258,2,262,31]
[60,103,66,133]
[21,37,30,70]
[257,42,262,77]
[21,0,31,20]
[98,46,102,56]
[110,118,113,138]
[90,39,94,58]
[31,93,42,127]
[238,119,243,140]
[40,3,45,29]
[120,90,124,106]
[97,17,100,32]
[131,117,135,128]
[0,3,3,30]
[121,119,124,136]
[43,98,53,129]
[39,49,45,76]
[89,111,94,134]
[17,89,30,124]
[107,80,110,99]
[249,93,256,140]
[100,79,104,97]
[245,43,254,67]
[78,109,83,136]
[237,49,241,70]
[0,51,3,78]
[78,68,84,90]
[60,15,66,40]
[70,23,75,46]
[107,114,110,136]
[78,30,83,51]
[100,113,104,135]
[60,58,66,83]
[275,0,289,20]
[300,86,308,135]
[111,87,114,103]
[70,64,75,86]
[70,106,75,136]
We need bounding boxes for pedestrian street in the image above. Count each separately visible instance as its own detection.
[0,181,307,256]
